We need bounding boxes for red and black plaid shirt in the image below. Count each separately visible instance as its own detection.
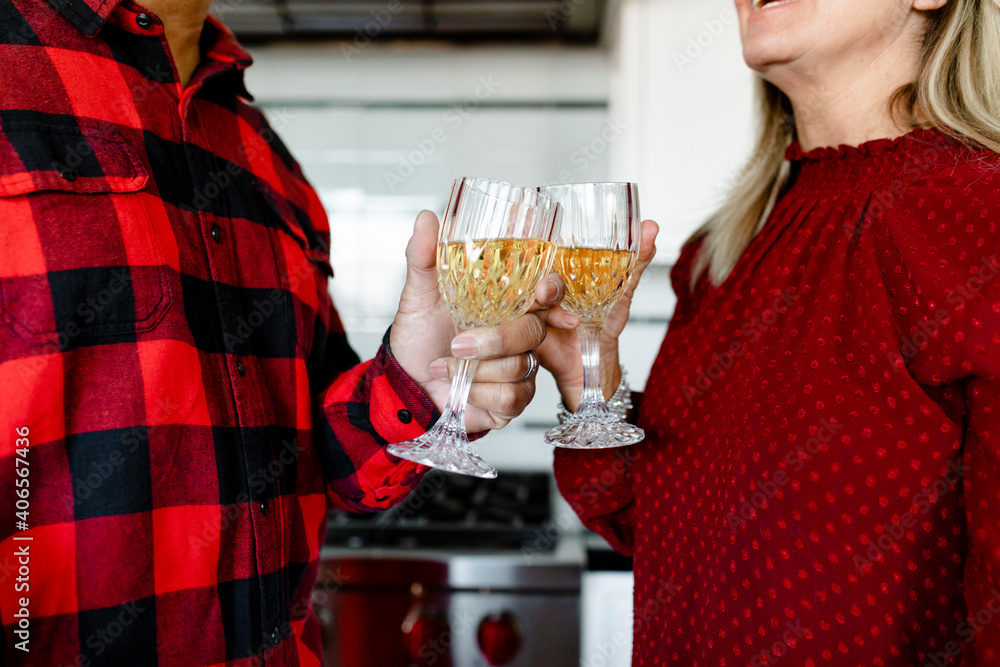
[0,1,435,664]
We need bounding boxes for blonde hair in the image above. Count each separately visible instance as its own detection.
[692,0,1000,288]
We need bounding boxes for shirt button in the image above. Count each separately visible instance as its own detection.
[210,224,222,243]
[236,359,246,376]
[135,13,152,29]
[270,627,281,644]
[259,500,268,515]
[397,409,412,424]
[58,168,77,182]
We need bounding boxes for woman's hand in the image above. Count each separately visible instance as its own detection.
[390,211,578,433]
[535,219,659,411]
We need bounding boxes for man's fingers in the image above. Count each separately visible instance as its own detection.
[405,210,439,272]
[450,311,547,359]
[430,354,538,383]
[399,210,442,307]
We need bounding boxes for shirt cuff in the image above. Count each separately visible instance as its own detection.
[369,326,440,445]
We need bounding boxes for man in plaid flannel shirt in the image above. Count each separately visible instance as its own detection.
[0,0,575,664]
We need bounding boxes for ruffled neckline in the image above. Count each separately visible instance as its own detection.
[784,127,950,163]
[780,127,976,192]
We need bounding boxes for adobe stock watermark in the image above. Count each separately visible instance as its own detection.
[12,268,132,375]
[854,459,969,575]
[560,446,639,529]
[887,254,999,372]
[673,9,738,72]
[750,620,808,666]
[922,588,1000,667]
[391,469,448,520]
[634,577,682,631]
[726,417,844,532]
[682,288,797,405]
[580,577,679,666]
[383,75,502,192]
[341,0,411,62]
[545,0,587,30]
[843,132,954,242]
[183,108,296,212]
[577,446,637,506]
[65,396,181,510]
[223,289,287,352]
[405,608,475,667]
[187,438,309,557]
[582,629,630,667]
[546,116,628,186]
[520,510,578,563]
[56,601,146,667]
[714,133,788,194]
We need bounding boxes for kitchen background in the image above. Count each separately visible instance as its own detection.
[218,0,757,664]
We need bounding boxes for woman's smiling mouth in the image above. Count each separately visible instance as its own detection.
[754,0,798,10]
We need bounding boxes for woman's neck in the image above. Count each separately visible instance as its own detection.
[790,83,914,152]
[778,32,922,151]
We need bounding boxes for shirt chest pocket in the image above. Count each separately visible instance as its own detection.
[0,121,170,350]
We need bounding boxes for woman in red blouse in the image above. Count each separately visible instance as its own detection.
[540,0,1000,664]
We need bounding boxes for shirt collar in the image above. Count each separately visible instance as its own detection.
[202,15,254,70]
[45,0,127,36]
[45,0,255,99]
[192,16,255,101]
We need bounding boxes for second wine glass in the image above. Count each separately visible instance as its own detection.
[540,182,645,449]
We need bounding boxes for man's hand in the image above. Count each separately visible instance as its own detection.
[535,219,659,411]
[390,211,577,433]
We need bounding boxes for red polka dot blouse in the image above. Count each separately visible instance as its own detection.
[555,128,1000,666]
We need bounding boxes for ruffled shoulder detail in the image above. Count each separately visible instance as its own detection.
[784,128,951,163]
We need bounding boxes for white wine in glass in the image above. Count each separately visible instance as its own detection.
[541,182,645,449]
[555,247,636,324]
[387,178,560,478]
[439,238,556,329]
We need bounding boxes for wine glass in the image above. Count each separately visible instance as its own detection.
[387,178,560,479]
[540,182,645,449]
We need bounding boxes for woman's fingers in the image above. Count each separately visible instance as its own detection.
[605,220,660,337]
[625,219,660,300]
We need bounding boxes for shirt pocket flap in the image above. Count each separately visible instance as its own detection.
[0,121,147,197]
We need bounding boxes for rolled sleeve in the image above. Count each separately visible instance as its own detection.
[316,328,436,512]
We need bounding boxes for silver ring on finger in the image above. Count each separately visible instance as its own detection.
[522,352,539,382]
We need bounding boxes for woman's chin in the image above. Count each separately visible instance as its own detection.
[741,40,802,78]
[742,48,781,74]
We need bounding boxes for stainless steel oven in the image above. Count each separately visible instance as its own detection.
[312,471,582,667]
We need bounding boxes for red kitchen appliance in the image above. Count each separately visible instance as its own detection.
[312,471,582,667]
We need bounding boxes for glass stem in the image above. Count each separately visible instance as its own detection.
[432,357,480,445]
[577,324,608,414]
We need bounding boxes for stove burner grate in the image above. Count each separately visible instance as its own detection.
[324,470,555,551]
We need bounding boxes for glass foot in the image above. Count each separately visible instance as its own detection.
[387,437,498,479]
[545,414,644,449]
